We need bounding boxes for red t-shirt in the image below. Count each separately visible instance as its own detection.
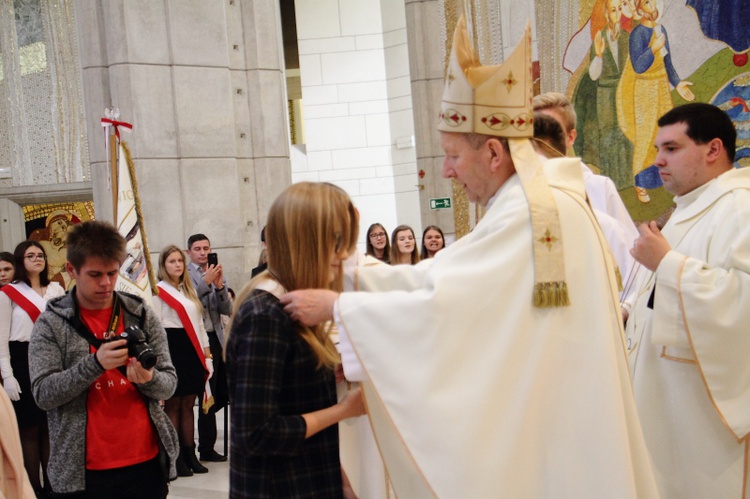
[81,307,159,470]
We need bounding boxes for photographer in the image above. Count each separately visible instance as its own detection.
[186,234,230,462]
[29,221,178,498]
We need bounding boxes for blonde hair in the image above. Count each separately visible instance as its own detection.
[157,245,203,314]
[532,92,577,134]
[231,182,358,369]
[390,225,420,265]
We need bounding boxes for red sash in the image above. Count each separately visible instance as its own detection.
[156,284,208,378]
[0,284,42,323]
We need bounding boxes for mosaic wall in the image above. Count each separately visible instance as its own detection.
[23,201,94,289]
[555,0,748,221]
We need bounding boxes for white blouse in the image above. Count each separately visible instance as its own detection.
[0,282,65,342]
[152,281,209,349]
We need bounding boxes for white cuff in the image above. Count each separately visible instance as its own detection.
[333,300,365,382]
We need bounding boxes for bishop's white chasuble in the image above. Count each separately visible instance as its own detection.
[336,158,659,498]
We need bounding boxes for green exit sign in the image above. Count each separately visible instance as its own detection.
[429,197,452,210]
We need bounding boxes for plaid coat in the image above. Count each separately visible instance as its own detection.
[226,289,342,498]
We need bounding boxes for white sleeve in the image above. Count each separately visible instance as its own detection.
[199,319,209,349]
[0,294,14,379]
[334,299,365,382]
[151,295,164,322]
[44,282,65,300]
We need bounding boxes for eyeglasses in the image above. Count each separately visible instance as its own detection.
[25,254,46,261]
[369,232,386,239]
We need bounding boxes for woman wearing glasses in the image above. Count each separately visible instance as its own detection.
[226,182,365,498]
[0,241,64,496]
[365,223,390,264]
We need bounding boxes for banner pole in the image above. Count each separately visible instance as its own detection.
[109,133,118,221]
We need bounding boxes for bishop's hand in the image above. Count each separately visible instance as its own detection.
[280,289,338,326]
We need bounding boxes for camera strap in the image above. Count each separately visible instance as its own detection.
[69,288,127,376]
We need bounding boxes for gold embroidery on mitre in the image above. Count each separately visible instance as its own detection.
[481,112,533,132]
[501,71,517,92]
[436,16,533,139]
[538,229,559,250]
[440,108,468,127]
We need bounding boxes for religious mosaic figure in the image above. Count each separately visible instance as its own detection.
[574,0,634,190]
[28,210,79,289]
[687,0,750,64]
[616,0,694,203]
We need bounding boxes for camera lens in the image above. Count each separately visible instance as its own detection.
[136,349,158,369]
[122,326,157,369]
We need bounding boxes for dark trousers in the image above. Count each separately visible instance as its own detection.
[62,456,167,499]
[198,330,227,454]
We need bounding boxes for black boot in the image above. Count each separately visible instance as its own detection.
[176,453,193,477]
[183,445,208,474]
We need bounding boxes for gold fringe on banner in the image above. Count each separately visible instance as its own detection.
[120,142,158,296]
[202,394,215,414]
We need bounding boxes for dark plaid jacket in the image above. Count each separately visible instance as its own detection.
[226,289,342,498]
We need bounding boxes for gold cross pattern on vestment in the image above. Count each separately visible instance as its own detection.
[538,229,559,250]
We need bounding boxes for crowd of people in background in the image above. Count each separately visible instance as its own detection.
[0,217,446,498]
[365,222,446,265]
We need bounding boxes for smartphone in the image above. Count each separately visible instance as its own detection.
[207,252,218,267]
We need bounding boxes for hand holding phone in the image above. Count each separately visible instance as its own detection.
[207,252,218,267]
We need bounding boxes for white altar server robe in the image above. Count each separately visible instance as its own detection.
[624,166,750,498]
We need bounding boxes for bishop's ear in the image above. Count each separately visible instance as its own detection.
[485,137,507,172]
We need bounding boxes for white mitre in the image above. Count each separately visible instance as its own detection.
[437,17,534,138]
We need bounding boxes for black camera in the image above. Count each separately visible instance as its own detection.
[106,325,157,369]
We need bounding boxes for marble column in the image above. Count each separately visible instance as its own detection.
[404,0,455,236]
[75,0,291,286]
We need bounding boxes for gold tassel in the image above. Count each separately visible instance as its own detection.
[533,282,570,308]
[202,395,215,414]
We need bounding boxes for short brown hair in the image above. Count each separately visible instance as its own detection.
[532,112,567,157]
[66,220,126,270]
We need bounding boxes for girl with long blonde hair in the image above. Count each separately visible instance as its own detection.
[152,245,212,477]
[226,182,365,497]
[390,224,420,265]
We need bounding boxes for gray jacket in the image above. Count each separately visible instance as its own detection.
[29,291,179,494]
[188,261,231,345]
